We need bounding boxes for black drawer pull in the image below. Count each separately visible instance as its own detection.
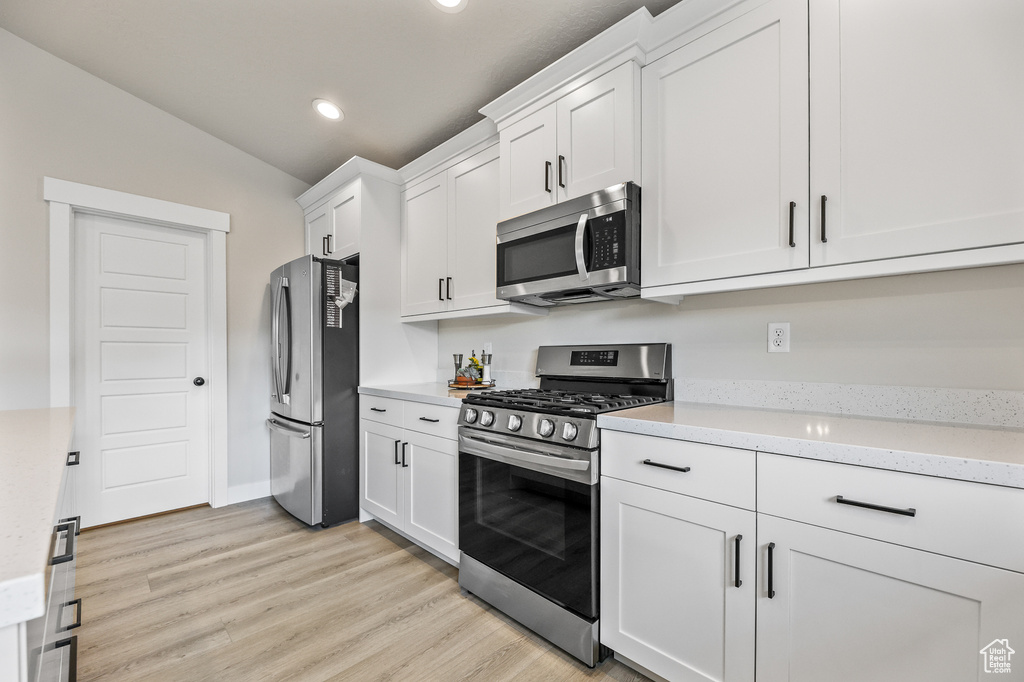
[61,598,83,632]
[50,521,77,565]
[788,201,796,247]
[835,495,916,517]
[394,439,401,465]
[60,516,81,537]
[767,542,776,599]
[50,635,77,682]
[370,407,387,413]
[734,535,743,588]
[641,459,691,473]
[418,417,440,423]
[820,195,828,243]
[401,442,409,468]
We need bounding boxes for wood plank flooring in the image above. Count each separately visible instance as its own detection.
[75,498,652,681]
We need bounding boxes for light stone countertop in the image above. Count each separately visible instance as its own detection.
[0,407,75,629]
[359,383,473,408]
[598,402,1024,489]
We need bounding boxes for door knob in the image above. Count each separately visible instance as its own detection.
[193,377,206,386]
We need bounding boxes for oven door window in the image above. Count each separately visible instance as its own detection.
[459,452,597,620]
[497,223,590,286]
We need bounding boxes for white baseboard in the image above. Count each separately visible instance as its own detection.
[226,480,271,506]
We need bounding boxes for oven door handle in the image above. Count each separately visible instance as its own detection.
[574,213,589,281]
[459,432,591,472]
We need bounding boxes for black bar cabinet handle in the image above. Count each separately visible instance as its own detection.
[51,635,77,682]
[327,234,333,254]
[788,201,796,247]
[419,417,440,423]
[835,495,916,517]
[558,155,566,188]
[323,236,330,255]
[67,451,80,466]
[394,439,401,465]
[50,521,76,565]
[401,442,409,468]
[446,277,452,300]
[544,161,552,193]
[767,542,776,598]
[61,598,83,631]
[734,535,743,588]
[641,459,691,474]
[820,195,828,243]
[370,407,387,413]
[438,278,444,301]
[59,516,81,537]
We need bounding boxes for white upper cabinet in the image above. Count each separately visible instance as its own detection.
[304,180,360,260]
[401,171,449,317]
[498,62,640,220]
[642,0,808,287]
[809,0,1024,266]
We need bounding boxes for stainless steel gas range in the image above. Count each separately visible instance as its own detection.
[457,343,672,667]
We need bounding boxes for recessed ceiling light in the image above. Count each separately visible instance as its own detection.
[430,0,467,13]
[312,99,343,120]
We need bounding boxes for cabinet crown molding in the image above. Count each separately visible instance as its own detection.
[479,8,653,127]
[398,119,498,189]
[296,156,401,211]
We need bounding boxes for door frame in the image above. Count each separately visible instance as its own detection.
[44,177,230,508]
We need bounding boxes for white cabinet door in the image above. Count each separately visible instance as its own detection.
[403,431,458,563]
[401,171,449,316]
[499,104,557,220]
[756,515,1024,682]
[601,477,756,682]
[447,144,501,312]
[359,420,404,530]
[305,200,331,258]
[556,62,638,202]
[809,0,1024,266]
[642,0,808,287]
[327,181,361,260]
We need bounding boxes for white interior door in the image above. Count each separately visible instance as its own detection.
[74,212,211,527]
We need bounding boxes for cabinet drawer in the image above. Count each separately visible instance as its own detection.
[602,431,755,510]
[359,396,404,427]
[758,453,1024,573]
[403,402,459,441]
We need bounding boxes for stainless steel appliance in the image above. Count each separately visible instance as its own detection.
[267,254,359,526]
[457,343,672,666]
[496,182,640,307]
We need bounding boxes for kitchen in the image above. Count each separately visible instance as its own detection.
[2,0,1023,680]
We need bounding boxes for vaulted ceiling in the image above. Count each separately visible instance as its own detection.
[0,0,683,185]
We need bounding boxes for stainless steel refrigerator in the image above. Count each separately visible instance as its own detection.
[267,254,359,526]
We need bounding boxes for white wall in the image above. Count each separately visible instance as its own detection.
[0,28,309,500]
[437,263,1024,392]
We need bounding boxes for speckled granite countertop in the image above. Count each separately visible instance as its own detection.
[598,402,1024,489]
[0,408,75,629]
[359,383,469,408]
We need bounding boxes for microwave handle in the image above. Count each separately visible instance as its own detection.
[574,213,589,281]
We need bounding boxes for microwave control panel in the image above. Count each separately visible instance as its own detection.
[590,212,626,269]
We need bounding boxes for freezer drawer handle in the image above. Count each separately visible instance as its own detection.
[50,521,77,565]
[835,495,916,517]
[641,459,691,474]
[265,419,311,439]
[418,417,440,423]
[60,598,83,632]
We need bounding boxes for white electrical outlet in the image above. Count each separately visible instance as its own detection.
[767,322,790,353]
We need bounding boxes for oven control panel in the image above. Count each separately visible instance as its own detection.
[458,405,596,449]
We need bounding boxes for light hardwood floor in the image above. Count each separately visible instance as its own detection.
[76,498,652,681]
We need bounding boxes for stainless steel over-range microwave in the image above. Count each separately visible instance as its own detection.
[496,182,640,307]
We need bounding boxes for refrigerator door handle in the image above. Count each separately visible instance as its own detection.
[272,276,291,405]
[266,418,311,439]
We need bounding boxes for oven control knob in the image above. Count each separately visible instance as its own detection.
[463,408,478,424]
[480,411,495,427]
[507,414,522,432]
[561,422,579,441]
[538,418,555,438]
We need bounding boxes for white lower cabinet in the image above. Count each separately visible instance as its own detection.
[359,396,459,564]
[601,477,755,682]
[755,514,1024,682]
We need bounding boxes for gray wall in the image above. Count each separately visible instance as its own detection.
[0,28,309,499]
[438,264,1024,392]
